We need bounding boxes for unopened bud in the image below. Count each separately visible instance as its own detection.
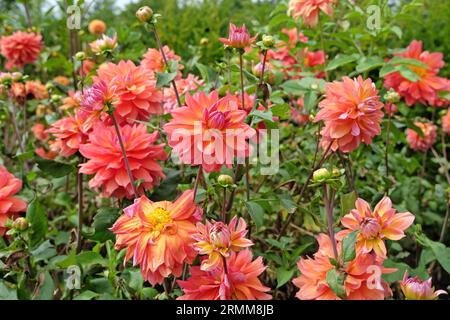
[200,38,209,46]
[12,217,28,231]
[11,72,23,82]
[136,6,153,23]
[313,168,331,182]
[75,51,86,61]
[384,88,400,104]
[262,35,275,48]
[218,174,233,187]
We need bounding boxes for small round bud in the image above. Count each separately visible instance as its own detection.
[313,168,331,183]
[11,72,23,82]
[310,83,318,90]
[45,82,54,90]
[218,174,233,187]
[200,37,209,46]
[51,94,62,102]
[136,6,153,23]
[75,51,86,61]
[12,217,28,231]
[332,167,341,177]
[384,88,400,104]
[262,35,275,48]
[0,72,12,83]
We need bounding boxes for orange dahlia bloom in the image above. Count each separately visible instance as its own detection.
[293,234,394,300]
[89,33,117,54]
[88,19,107,35]
[79,122,166,200]
[442,109,450,135]
[400,271,447,300]
[95,60,163,124]
[219,23,257,49]
[337,197,415,258]
[163,90,256,173]
[178,250,271,300]
[47,112,89,157]
[53,76,70,87]
[384,40,448,106]
[111,190,202,285]
[288,0,337,28]
[314,76,384,153]
[0,31,43,70]
[163,74,203,113]
[0,166,27,237]
[25,80,48,100]
[31,123,49,142]
[192,216,253,271]
[141,46,183,79]
[406,121,437,152]
[59,90,81,111]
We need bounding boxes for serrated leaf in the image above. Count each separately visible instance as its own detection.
[326,269,346,299]
[155,71,177,88]
[36,158,74,178]
[341,230,358,263]
[244,201,265,228]
[276,268,295,288]
[340,191,357,215]
[325,54,359,71]
[26,200,48,248]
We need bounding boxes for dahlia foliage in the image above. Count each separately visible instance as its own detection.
[0,0,449,302]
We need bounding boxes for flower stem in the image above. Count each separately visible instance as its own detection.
[222,255,229,275]
[385,113,392,195]
[259,49,268,86]
[7,99,25,154]
[76,156,84,253]
[221,187,227,222]
[193,165,203,200]
[151,24,182,108]
[110,112,139,199]
[226,48,232,92]
[324,185,339,261]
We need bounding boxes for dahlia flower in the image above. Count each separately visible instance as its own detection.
[0,31,43,70]
[163,90,256,173]
[111,190,202,285]
[293,234,394,300]
[0,166,27,237]
[384,40,449,106]
[88,19,107,35]
[53,76,70,87]
[288,0,337,28]
[219,23,257,49]
[406,121,437,152]
[400,272,447,300]
[314,76,384,153]
[47,112,89,157]
[162,74,203,113]
[95,60,163,124]
[192,216,253,271]
[337,197,415,258]
[59,90,81,111]
[31,123,49,142]
[25,80,48,100]
[89,33,117,54]
[79,122,166,199]
[141,46,183,79]
[35,147,57,160]
[302,48,326,68]
[80,59,95,77]
[442,109,450,135]
[178,250,272,300]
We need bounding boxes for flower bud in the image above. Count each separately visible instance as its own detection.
[218,174,233,187]
[51,94,62,102]
[0,72,12,83]
[262,35,275,48]
[11,72,23,82]
[200,38,209,46]
[332,167,341,177]
[75,51,86,61]
[384,88,400,104]
[136,6,153,23]
[12,217,28,231]
[313,168,331,182]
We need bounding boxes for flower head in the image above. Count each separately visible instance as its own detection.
[314,76,384,153]
[95,60,163,124]
[79,122,166,200]
[141,46,183,79]
[406,121,437,152]
[163,91,255,172]
[288,0,337,28]
[400,272,447,300]
[89,33,117,54]
[442,109,450,135]
[25,80,48,100]
[31,123,49,142]
[111,190,202,285]
[337,197,415,258]
[219,23,257,49]
[293,234,394,300]
[0,166,27,237]
[192,216,253,271]
[384,40,448,106]
[0,31,43,70]
[88,19,107,35]
[53,76,70,87]
[178,250,271,300]
[162,74,203,113]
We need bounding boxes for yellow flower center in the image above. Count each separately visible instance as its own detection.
[409,66,427,79]
[148,207,172,233]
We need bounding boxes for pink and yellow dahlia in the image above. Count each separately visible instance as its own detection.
[0,166,27,237]
[89,33,117,54]
[288,0,337,28]
[384,40,449,106]
[293,234,394,300]
[178,250,271,300]
[337,197,415,258]
[406,121,437,152]
[192,216,253,271]
[79,122,166,200]
[0,31,43,70]
[163,90,256,173]
[400,271,447,300]
[219,23,257,49]
[314,76,384,153]
[111,190,202,285]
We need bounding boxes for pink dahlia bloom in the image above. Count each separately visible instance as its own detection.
[288,0,337,28]
[162,74,203,113]
[293,234,395,300]
[442,109,450,135]
[314,76,384,153]
[406,121,437,152]
[95,60,163,124]
[141,45,183,80]
[178,250,272,300]
[79,122,166,200]
[163,90,256,173]
[31,123,49,142]
[384,40,449,106]
[219,23,257,49]
[25,80,48,100]
[400,271,447,300]
[89,33,117,54]
[0,166,27,236]
[0,31,43,70]
[337,197,415,258]
[192,216,253,271]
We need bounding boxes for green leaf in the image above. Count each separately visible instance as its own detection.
[271,103,290,120]
[326,269,346,299]
[428,241,450,274]
[340,191,357,215]
[33,271,55,300]
[303,91,318,112]
[31,240,57,262]
[0,281,17,300]
[244,201,265,228]
[36,158,75,178]
[155,71,177,88]
[390,26,403,39]
[389,56,428,69]
[74,290,99,300]
[379,63,396,77]
[355,56,384,73]
[77,251,107,270]
[325,54,359,71]
[341,230,358,263]
[395,65,421,82]
[26,200,48,248]
[87,207,121,242]
[276,268,295,288]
